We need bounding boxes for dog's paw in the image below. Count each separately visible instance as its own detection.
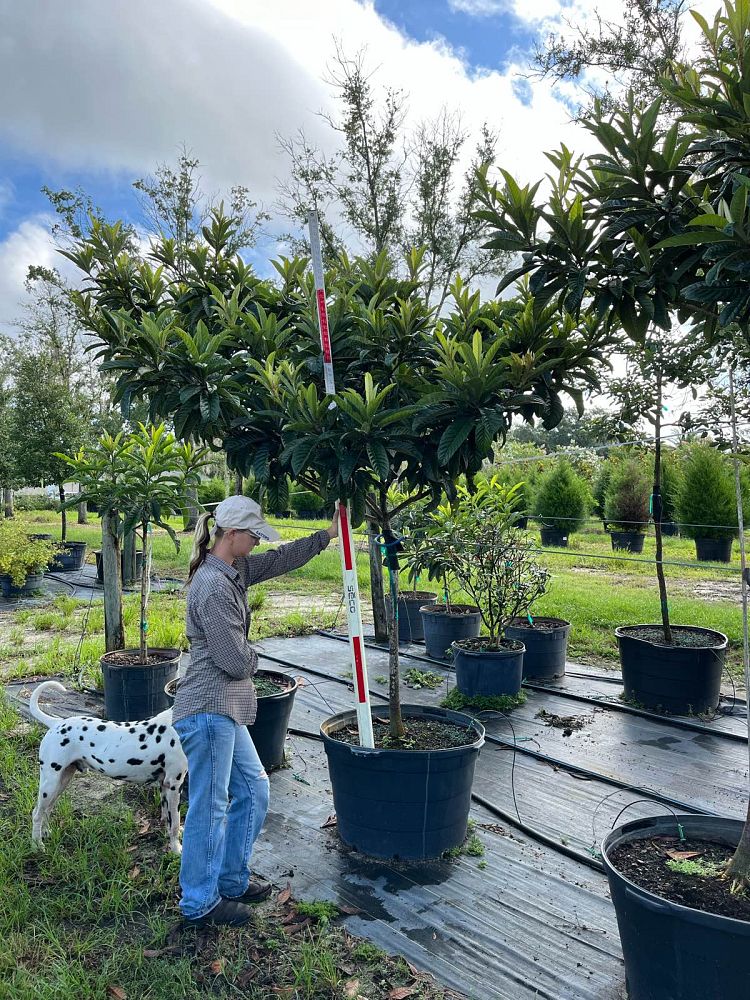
[169,842,183,856]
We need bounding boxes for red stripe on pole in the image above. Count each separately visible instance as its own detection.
[353,635,366,702]
[316,289,332,362]
[339,503,354,571]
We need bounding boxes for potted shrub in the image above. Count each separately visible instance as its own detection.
[659,452,681,535]
[676,443,739,563]
[61,424,207,720]
[604,456,651,552]
[0,521,58,598]
[437,480,551,698]
[532,459,588,547]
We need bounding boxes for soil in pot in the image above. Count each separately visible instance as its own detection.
[610,835,750,923]
[331,717,476,750]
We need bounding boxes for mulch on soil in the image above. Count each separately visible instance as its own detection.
[332,718,477,750]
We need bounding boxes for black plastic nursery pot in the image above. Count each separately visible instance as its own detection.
[0,572,45,598]
[397,591,437,643]
[610,530,646,553]
[540,526,568,547]
[694,536,733,563]
[51,541,87,572]
[247,669,299,771]
[504,617,570,680]
[452,640,525,697]
[661,521,679,536]
[94,549,144,584]
[602,814,749,1000]
[420,604,481,660]
[101,647,180,721]
[615,624,727,715]
[320,704,485,860]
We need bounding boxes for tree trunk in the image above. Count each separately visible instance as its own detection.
[140,522,152,662]
[233,471,243,496]
[653,372,672,644]
[122,529,137,586]
[3,488,13,518]
[58,484,67,542]
[726,366,750,885]
[77,500,88,524]
[183,484,199,532]
[101,512,125,652]
[367,517,388,642]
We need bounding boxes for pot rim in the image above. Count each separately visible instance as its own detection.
[602,814,750,931]
[253,667,300,698]
[101,646,182,666]
[320,703,485,754]
[615,624,728,651]
[506,616,570,631]
[419,603,480,617]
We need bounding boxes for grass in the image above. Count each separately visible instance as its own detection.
[441,689,528,713]
[0,696,455,1000]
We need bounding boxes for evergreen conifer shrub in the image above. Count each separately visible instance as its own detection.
[604,458,650,532]
[532,460,589,535]
[676,445,737,540]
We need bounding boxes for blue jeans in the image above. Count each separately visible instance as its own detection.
[173,713,269,919]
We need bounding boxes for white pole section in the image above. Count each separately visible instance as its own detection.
[308,211,374,748]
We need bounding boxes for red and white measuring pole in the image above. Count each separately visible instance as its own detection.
[308,211,374,748]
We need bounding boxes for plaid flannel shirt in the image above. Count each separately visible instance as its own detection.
[173,529,331,726]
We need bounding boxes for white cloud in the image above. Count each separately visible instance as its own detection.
[447,0,510,15]
[0,216,58,331]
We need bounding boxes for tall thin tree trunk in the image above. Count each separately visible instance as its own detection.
[726,366,750,883]
[3,488,13,518]
[653,372,672,644]
[367,517,388,642]
[58,485,67,542]
[183,484,199,532]
[122,529,136,586]
[140,522,152,662]
[233,471,243,496]
[101,512,124,652]
[382,523,404,742]
[77,500,88,524]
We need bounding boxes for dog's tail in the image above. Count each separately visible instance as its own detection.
[29,681,67,728]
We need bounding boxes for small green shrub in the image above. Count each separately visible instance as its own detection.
[592,461,613,519]
[665,857,722,878]
[14,494,58,512]
[660,453,681,524]
[604,458,650,532]
[676,445,738,540]
[197,476,226,507]
[290,489,325,516]
[532,460,589,535]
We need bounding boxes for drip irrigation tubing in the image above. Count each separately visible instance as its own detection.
[316,630,749,745]
[285,722,606,874]
[257,650,719,819]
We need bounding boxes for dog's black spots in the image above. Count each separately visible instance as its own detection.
[150,754,165,766]
[168,810,172,826]
[152,770,162,780]
[158,725,166,733]
[97,725,106,731]
[170,785,176,791]
[155,735,161,743]
[170,739,175,747]
[79,736,84,741]
[90,742,95,747]
[126,758,143,766]
[129,727,136,734]
[82,726,88,731]
[42,792,47,798]
[60,738,69,746]
[51,762,62,771]
[175,772,182,780]
[146,724,157,735]
[108,758,115,763]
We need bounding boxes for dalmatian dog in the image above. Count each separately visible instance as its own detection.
[30,681,187,854]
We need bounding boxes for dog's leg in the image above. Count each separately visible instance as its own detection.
[160,773,182,854]
[32,764,76,846]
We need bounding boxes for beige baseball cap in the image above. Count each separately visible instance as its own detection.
[212,496,281,543]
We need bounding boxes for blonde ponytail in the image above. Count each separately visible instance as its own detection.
[187,512,223,584]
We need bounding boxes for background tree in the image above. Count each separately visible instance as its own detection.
[278,47,507,309]
[0,343,18,518]
[10,346,88,541]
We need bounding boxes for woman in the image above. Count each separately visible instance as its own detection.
[173,494,338,927]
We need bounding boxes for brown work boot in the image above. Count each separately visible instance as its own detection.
[224,878,272,904]
[184,898,253,927]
